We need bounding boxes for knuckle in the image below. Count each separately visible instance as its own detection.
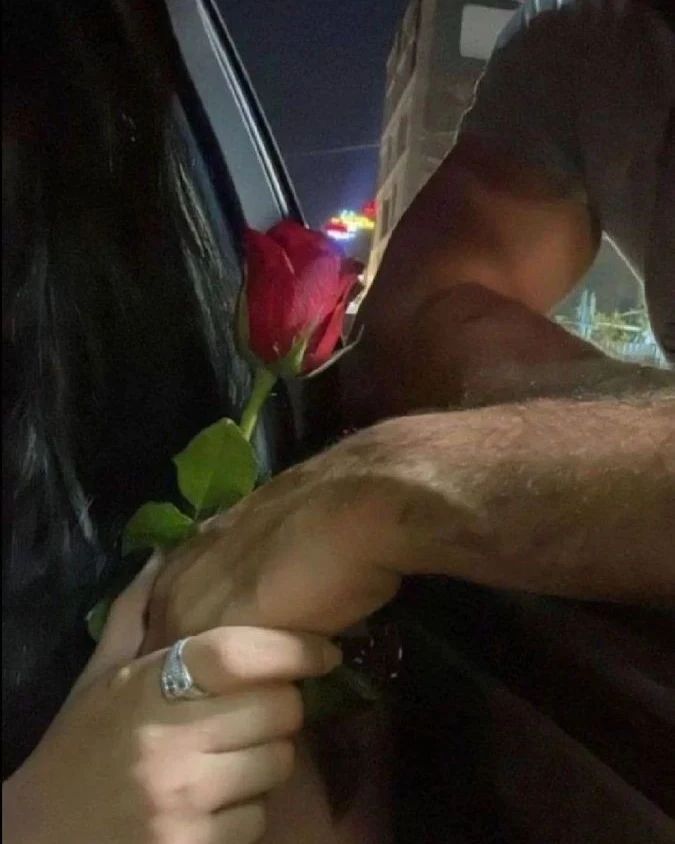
[135,724,166,758]
[250,802,268,840]
[107,663,135,693]
[131,730,203,823]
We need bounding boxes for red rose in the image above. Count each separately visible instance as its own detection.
[240,220,362,376]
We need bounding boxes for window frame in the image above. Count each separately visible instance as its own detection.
[165,0,303,231]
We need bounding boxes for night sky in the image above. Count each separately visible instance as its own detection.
[218,0,409,227]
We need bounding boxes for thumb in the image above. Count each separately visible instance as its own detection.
[78,553,164,688]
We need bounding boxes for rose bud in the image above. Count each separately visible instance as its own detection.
[239,220,362,377]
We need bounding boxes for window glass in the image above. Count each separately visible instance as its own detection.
[554,240,664,367]
[460,5,515,60]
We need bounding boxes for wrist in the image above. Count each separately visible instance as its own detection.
[309,418,473,578]
[301,425,444,573]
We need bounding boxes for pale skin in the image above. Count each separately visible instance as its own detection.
[2,557,342,844]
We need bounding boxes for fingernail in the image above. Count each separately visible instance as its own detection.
[323,642,343,672]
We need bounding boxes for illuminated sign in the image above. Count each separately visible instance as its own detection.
[324,202,377,241]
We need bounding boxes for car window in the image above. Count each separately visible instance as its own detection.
[168,4,300,472]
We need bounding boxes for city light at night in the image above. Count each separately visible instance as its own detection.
[324,201,377,241]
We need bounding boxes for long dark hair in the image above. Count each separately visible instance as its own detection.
[2,0,248,775]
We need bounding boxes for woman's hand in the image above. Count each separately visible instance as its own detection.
[2,560,341,844]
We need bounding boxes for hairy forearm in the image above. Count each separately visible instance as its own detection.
[310,393,675,603]
[459,351,675,408]
[159,391,673,640]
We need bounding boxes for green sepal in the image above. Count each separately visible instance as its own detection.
[274,335,309,378]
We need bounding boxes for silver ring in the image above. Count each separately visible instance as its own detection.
[160,638,207,702]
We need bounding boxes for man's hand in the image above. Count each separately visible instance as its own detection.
[142,463,402,649]
[144,387,674,649]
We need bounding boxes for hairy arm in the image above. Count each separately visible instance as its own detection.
[148,390,674,646]
[244,393,675,635]
[342,395,675,600]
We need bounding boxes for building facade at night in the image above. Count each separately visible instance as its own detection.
[367,0,642,312]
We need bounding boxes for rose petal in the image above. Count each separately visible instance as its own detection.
[244,228,299,363]
[303,300,349,373]
[268,220,345,291]
[302,268,359,373]
[244,222,361,374]
[292,251,345,323]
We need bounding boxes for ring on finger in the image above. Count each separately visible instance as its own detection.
[160,637,208,702]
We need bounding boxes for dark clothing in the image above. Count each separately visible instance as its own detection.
[424,2,675,838]
[392,582,675,842]
[460,0,675,360]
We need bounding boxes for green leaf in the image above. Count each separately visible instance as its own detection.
[86,595,113,642]
[122,501,196,556]
[173,418,257,516]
